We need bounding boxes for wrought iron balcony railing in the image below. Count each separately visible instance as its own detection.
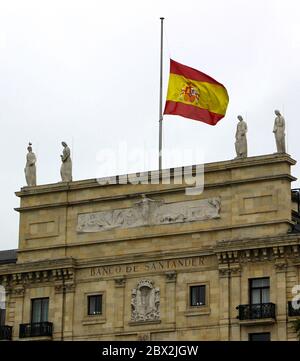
[288,301,300,317]
[237,303,276,320]
[19,322,53,338]
[0,325,13,340]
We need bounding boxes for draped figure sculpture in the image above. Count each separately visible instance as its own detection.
[24,143,37,186]
[60,142,72,182]
[273,110,286,153]
[235,115,248,158]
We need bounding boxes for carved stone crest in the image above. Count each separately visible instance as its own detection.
[131,280,160,322]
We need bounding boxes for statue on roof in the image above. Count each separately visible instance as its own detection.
[60,141,72,182]
[273,110,286,153]
[24,143,37,186]
[235,115,248,158]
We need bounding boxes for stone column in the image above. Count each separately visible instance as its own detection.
[114,277,126,331]
[218,266,230,341]
[275,261,287,341]
[165,271,177,326]
[229,265,241,341]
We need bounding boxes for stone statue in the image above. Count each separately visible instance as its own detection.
[273,110,286,153]
[60,142,72,182]
[235,115,248,158]
[24,143,37,186]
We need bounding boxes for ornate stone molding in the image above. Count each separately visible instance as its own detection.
[10,286,25,298]
[230,264,242,277]
[165,271,177,283]
[54,282,75,294]
[218,265,230,278]
[0,267,75,295]
[51,268,74,283]
[218,263,241,277]
[274,260,288,272]
[216,243,300,265]
[131,279,160,323]
[114,277,126,288]
[54,284,64,294]
[0,275,10,288]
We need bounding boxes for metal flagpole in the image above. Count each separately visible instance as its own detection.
[159,17,164,171]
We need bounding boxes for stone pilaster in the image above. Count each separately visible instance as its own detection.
[114,277,126,330]
[229,265,241,341]
[53,283,65,340]
[275,260,288,341]
[10,285,25,339]
[218,266,230,341]
[165,271,177,326]
[62,282,75,340]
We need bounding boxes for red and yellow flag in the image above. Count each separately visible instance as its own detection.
[164,59,229,125]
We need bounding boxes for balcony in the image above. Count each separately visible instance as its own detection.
[0,325,13,340]
[19,322,53,339]
[237,303,276,325]
[288,301,300,317]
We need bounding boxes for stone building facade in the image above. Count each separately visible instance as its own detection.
[0,153,300,341]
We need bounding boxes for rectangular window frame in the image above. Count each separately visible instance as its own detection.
[87,294,103,316]
[249,277,270,305]
[185,282,210,316]
[190,285,206,307]
[249,332,271,341]
[31,297,49,323]
[0,308,5,326]
[82,291,106,325]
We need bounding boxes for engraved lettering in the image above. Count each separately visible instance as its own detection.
[89,256,208,278]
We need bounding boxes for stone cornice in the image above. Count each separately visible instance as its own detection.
[0,266,75,293]
[15,154,296,200]
[1,234,299,277]
[216,233,300,252]
[6,225,297,276]
[0,250,215,279]
[216,234,300,266]
[15,174,296,213]
[60,250,215,269]
[13,219,294,256]
[216,243,300,265]
[0,257,75,277]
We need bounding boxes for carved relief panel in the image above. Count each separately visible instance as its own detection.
[77,196,221,233]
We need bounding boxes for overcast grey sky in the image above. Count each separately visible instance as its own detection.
[0,0,300,251]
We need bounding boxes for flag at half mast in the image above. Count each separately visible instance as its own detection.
[164,59,229,125]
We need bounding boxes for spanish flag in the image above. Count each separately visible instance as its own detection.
[164,59,229,125]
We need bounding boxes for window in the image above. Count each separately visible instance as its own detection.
[31,298,49,323]
[88,295,102,315]
[249,332,271,341]
[249,278,270,304]
[0,308,5,326]
[190,285,206,307]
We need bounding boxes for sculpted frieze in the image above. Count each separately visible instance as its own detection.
[77,196,220,233]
